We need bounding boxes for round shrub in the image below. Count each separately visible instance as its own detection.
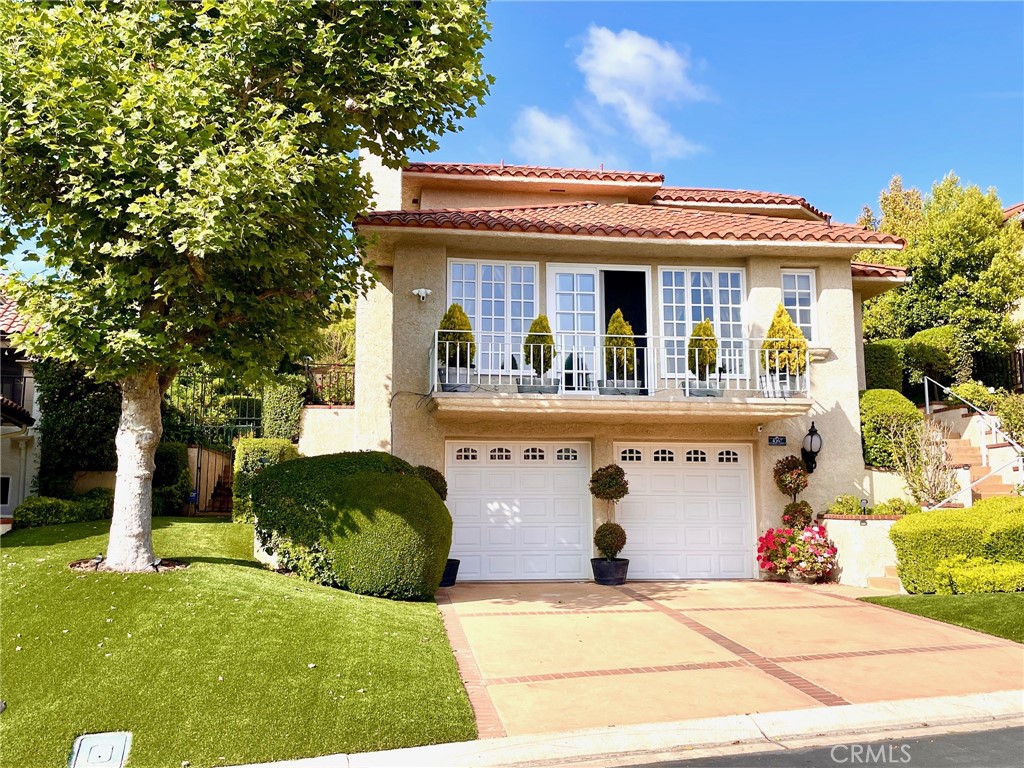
[863,339,905,392]
[783,501,813,527]
[589,464,629,503]
[232,437,301,523]
[948,381,1004,412]
[252,453,449,600]
[859,389,923,468]
[415,465,448,501]
[594,522,627,560]
[904,326,971,385]
[994,393,1024,445]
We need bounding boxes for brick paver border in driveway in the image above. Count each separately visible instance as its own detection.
[438,581,1023,738]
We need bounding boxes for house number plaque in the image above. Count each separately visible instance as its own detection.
[767,435,787,446]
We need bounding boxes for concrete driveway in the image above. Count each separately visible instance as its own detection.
[436,581,1024,739]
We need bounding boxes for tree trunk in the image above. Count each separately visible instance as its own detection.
[106,369,163,571]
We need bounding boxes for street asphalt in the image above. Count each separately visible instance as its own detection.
[628,725,1024,768]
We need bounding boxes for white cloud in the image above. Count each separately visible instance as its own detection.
[510,107,608,168]
[576,26,708,159]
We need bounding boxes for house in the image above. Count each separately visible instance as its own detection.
[1,299,40,532]
[318,159,907,581]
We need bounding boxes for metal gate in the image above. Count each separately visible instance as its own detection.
[162,370,263,517]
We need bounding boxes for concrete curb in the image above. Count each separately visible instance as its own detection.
[232,690,1024,768]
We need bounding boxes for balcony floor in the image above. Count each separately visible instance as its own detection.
[429,391,813,424]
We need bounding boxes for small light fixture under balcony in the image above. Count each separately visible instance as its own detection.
[801,421,823,473]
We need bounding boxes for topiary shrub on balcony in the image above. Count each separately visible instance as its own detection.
[523,314,556,379]
[604,309,636,381]
[761,304,808,376]
[437,303,475,368]
[687,318,717,378]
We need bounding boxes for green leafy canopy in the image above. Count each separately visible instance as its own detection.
[0,0,492,382]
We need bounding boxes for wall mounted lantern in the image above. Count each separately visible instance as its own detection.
[801,421,823,473]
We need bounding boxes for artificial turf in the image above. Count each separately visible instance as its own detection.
[861,592,1024,643]
[0,518,476,768]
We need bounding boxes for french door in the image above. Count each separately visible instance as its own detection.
[551,268,599,391]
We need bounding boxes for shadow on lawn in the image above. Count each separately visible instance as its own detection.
[175,555,266,570]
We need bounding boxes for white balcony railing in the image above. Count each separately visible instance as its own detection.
[431,331,811,399]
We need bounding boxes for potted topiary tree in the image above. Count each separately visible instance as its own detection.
[760,304,808,395]
[589,464,630,585]
[687,318,720,396]
[437,303,475,392]
[600,309,638,395]
[592,522,629,585]
[519,314,558,394]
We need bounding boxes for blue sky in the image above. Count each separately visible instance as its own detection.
[414,1,1024,223]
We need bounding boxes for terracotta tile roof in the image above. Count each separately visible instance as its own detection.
[0,393,34,428]
[1004,202,1024,222]
[652,186,829,220]
[404,162,664,185]
[0,299,26,336]
[358,202,904,247]
[850,261,908,279]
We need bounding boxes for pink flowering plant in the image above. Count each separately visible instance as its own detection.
[757,524,838,579]
[791,525,838,579]
[756,526,799,575]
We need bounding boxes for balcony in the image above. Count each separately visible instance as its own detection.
[429,332,813,424]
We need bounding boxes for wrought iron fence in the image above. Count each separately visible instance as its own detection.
[305,363,355,405]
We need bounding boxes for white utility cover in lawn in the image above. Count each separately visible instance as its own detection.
[445,441,591,580]
[616,443,756,579]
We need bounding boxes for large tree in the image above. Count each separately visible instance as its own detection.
[0,0,491,570]
[859,174,1024,359]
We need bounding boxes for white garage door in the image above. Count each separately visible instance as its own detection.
[616,443,755,579]
[445,441,591,580]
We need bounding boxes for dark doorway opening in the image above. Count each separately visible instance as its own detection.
[601,271,648,388]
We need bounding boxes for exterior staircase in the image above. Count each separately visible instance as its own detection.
[866,565,902,593]
[925,396,1021,505]
[200,464,233,518]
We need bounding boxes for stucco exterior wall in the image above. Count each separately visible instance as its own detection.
[823,516,900,588]
[364,237,870,541]
[298,407,358,456]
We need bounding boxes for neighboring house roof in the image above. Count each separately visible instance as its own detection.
[0,394,34,428]
[0,299,26,336]
[850,261,908,279]
[651,186,829,221]
[1004,202,1024,223]
[357,202,904,247]
[405,162,665,185]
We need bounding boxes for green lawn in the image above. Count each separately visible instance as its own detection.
[861,593,1024,643]
[0,519,475,768]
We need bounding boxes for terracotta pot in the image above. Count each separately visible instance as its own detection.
[787,571,821,584]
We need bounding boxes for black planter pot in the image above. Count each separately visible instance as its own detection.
[591,557,629,586]
[439,558,461,587]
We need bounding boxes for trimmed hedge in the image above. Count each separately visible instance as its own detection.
[933,556,1024,595]
[905,326,971,385]
[889,499,1024,593]
[859,389,923,468]
[13,488,114,529]
[153,442,192,516]
[33,360,121,497]
[873,498,920,516]
[827,494,864,515]
[232,438,300,523]
[261,375,305,441]
[252,453,450,600]
[863,339,905,392]
[994,394,1024,445]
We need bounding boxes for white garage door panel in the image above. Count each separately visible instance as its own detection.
[446,441,591,581]
[617,443,755,579]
